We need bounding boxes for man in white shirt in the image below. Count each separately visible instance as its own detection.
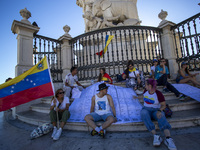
[64,67,85,97]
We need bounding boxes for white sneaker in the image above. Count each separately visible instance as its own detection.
[153,135,163,146]
[51,127,57,138]
[135,89,143,95]
[164,138,177,150]
[53,128,62,140]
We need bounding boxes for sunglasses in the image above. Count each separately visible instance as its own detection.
[129,65,133,67]
[58,92,64,94]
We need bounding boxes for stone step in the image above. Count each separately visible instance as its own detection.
[41,97,74,104]
[41,90,180,106]
[41,97,52,104]
[30,103,50,113]
[16,108,200,132]
[31,98,200,114]
[167,99,200,111]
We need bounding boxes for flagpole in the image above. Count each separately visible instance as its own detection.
[46,56,55,95]
[56,107,60,129]
[46,56,59,128]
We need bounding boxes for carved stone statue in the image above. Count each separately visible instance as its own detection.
[77,0,141,32]
[83,11,103,32]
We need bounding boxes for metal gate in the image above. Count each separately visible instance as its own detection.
[33,34,63,82]
[70,26,163,81]
[171,13,200,71]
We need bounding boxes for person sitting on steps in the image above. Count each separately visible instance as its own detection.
[140,78,177,150]
[63,66,86,98]
[176,62,200,87]
[97,68,113,84]
[84,83,117,138]
[122,60,144,95]
[150,59,158,79]
[154,58,185,101]
[50,88,70,140]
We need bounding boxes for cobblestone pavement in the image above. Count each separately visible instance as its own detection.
[0,111,200,150]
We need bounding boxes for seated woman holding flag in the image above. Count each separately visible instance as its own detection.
[50,88,70,141]
[97,68,113,84]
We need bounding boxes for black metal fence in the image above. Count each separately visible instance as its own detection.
[171,13,200,71]
[33,34,63,82]
[70,26,163,81]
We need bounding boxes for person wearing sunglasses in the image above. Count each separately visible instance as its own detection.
[50,89,70,140]
[155,58,185,101]
[122,60,144,95]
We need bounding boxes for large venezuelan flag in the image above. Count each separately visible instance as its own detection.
[0,56,54,112]
[96,35,114,58]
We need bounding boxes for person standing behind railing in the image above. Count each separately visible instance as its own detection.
[154,58,185,101]
[176,62,200,87]
[122,60,143,95]
[97,68,113,84]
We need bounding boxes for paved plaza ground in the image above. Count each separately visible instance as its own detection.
[0,111,200,150]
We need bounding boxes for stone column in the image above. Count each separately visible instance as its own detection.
[11,8,40,118]
[158,10,178,79]
[58,25,72,81]
[11,8,40,76]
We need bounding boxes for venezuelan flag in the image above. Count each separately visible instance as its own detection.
[0,56,54,112]
[143,96,155,104]
[96,35,114,58]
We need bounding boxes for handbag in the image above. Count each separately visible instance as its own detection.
[30,123,53,139]
[163,104,173,118]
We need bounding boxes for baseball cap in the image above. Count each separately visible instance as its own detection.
[153,59,158,63]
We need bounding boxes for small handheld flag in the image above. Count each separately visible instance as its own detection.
[0,56,54,112]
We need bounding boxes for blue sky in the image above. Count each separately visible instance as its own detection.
[0,0,199,84]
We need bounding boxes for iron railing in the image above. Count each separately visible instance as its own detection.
[33,34,63,82]
[171,13,200,71]
[70,26,163,81]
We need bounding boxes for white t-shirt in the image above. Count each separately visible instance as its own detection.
[129,70,139,78]
[143,90,165,109]
[51,97,70,111]
[64,73,78,86]
[150,66,155,75]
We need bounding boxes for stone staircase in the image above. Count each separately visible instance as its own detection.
[16,81,200,132]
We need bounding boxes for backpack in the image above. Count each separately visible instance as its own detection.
[30,123,53,139]
[163,104,173,118]
[116,74,125,82]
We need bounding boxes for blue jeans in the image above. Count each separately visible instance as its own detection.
[157,74,180,97]
[90,112,113,122]
[140,107,171,131]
